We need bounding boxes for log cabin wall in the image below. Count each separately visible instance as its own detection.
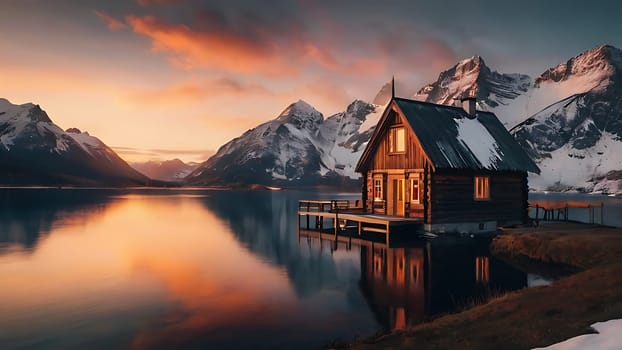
[368,112,427,171]
[362,111,428,217]
[428,170,527,225]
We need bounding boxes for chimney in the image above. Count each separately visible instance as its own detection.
[460,90,477,118]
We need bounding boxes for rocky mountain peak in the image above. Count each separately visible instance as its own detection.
[414,55,490,103]
[414,54,530,112]
[346,99,374,116]
[535,44,622,87]
[277,99,320,118]
[22,104,52,123]
[276,99,323,132]
[455,55,488,76]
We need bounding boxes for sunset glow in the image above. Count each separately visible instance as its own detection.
[0,0,620,162]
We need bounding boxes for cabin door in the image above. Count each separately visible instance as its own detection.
[388,175,405,216]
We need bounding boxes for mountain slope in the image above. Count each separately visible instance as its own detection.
[186,100,324,186]
[316,100,381,178]
[0,98,149,186]
[186,99,381,187]
[511,45,622,193]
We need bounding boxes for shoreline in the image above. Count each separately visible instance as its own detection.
[343,222,622,350]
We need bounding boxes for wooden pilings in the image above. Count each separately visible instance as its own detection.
[530,201,605,225]
[298,199,423,246]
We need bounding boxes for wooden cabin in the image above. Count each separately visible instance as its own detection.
[355,97,540,234]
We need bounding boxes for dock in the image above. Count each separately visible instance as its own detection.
[529,199,604,225]
[298,199,424,245]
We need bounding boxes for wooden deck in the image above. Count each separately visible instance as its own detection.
[298,199,424,245]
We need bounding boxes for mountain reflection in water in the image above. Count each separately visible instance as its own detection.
[0,189,534,349]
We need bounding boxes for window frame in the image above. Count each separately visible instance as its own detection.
[410,176,421,204]
[474,176,490,201]
[388,126,406,154]
[373,177,384,201]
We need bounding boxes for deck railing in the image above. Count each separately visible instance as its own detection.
[298,199,363,213]
[372,200,386,214]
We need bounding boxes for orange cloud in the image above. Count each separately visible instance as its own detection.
[123,14,384,78]
[126,15,298,77]
[95,11,126,31]
[303,43,385,74]
[128,77,274,103]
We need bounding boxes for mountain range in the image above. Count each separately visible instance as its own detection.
[188,44,622,194]
[3,44,622,193]
[0,98,149,186]
[413,44,622,193]
[131,159,199,182]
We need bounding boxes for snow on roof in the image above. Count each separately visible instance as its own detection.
[357,98,540,174]
[454,117,503,169]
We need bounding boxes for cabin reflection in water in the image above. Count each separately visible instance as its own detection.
[361,246,425,330]
[358,239,526,331]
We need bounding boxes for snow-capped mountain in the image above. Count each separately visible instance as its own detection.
[0,98,149,186]
[186,99,382,187]
[511,45,622,193]
[414,44,622,193]
[413,56,532,128]
[188,44,622,192]
[316,100,381,178]
[131,159,199,182]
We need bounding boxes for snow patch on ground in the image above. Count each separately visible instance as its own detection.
[533,319,622,350]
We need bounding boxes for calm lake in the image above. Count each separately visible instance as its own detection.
[0,188,617,349]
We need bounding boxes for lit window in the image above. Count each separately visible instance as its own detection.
[389,127,405,153]
[396,128,405,152]
[474,176,490,200]
[411,177,420,204]
[374,178,383,200]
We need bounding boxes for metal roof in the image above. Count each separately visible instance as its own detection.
[357,98,540,174]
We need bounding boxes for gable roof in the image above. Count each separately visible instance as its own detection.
[356,97,540,174]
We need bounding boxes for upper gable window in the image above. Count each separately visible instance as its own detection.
[389,127,406,153]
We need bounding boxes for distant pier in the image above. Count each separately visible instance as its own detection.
[529,199,605,225]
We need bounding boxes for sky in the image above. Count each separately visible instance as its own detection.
[1,0,621,163]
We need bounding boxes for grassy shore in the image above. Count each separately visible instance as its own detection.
[343,222,622,350]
